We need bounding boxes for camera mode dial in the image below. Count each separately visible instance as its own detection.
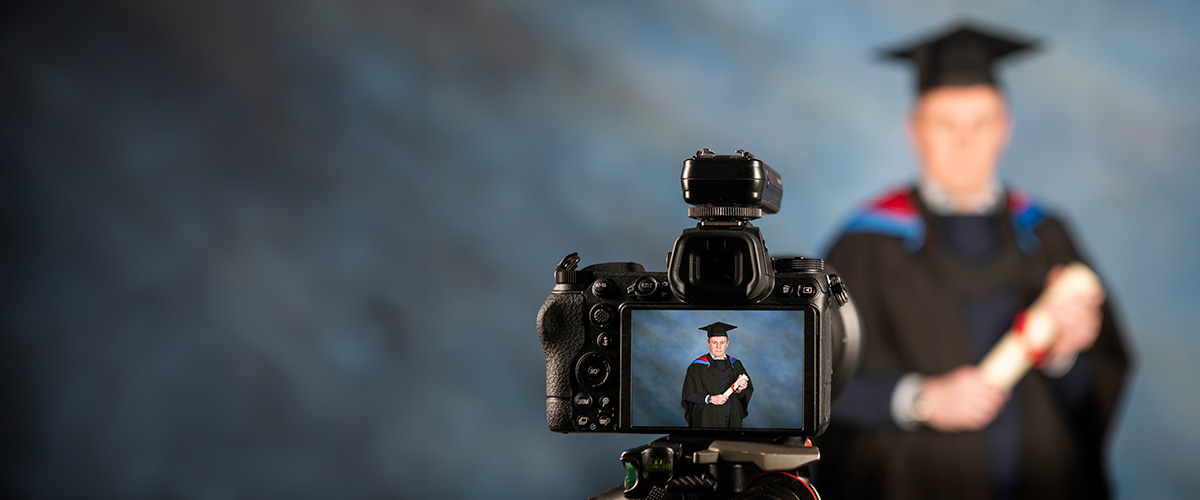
[774,257,824,273]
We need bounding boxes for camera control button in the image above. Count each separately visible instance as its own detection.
[591,279,613,297]
[598,395,613,408]
[590,304,615,326]
[597,414,613,428]
[596,333,613,349]
[576,353,611,388]
[575,414,591,429]
[633,276,658,297]
[573,393,594,409]
[798,283,817,297]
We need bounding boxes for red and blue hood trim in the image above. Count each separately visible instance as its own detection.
[692,353,738,366]
[840,187,1048,253]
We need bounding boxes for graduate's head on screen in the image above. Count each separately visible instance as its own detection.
[707,336,727,358]
[701,322,735,359]
[884,22,1036,205]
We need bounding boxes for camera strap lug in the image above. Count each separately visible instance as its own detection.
[827,274,849,306]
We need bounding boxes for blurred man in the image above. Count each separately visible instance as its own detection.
[681,322,754,428]
[817,23,1130,500]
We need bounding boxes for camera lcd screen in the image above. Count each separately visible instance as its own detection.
[626,308,809,431]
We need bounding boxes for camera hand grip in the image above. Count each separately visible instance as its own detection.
[538,292,586,398]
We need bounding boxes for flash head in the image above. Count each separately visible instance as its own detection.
[682,149,783,220]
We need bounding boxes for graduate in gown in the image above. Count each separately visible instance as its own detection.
[681,322,754,428]
[816,23,1131,500]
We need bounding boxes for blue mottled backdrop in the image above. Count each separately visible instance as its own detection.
[2,1,1198,499]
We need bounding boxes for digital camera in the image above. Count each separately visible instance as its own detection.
[537,149,862,438]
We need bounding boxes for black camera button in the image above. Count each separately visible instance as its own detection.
[590,304,615,327]
[598,395,613,408]
[596,332,613,349]
[575,414,592,429]
[573,393,594,409]
[576,353,612,388]
[798,283,817,297]
[597,414,613,428]
[591,279,613,297]
[633,276,659,297]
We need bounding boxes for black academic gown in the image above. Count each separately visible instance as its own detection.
[816,187,1130,500]
[681,354,754,428]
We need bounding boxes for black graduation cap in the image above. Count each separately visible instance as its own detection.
[883,22,1038,94]
[700,322,737,338]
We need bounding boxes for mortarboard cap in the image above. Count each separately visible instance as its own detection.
[700,322,738,338]
[883,22,1038,94]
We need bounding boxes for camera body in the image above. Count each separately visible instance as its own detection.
[538,150,861,439]
[539,256,850,436]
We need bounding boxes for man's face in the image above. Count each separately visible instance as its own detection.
[708,336,728,359]
[909,84,1011,201]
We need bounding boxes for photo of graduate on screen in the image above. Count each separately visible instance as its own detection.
[681,321,754,428]
[629,309,805,430]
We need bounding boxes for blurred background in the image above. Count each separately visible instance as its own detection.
[3,1,1197,498]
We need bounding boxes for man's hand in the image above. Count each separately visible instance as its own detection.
[733,376,749,392]
[1042,265,1105,364]
[710,394,728,405]
[923,366,1010,432]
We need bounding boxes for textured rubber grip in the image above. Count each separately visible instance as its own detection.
[537,292,585,398]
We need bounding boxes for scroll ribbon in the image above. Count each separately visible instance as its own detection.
[977,262,1101,389]
[721,374,750,397]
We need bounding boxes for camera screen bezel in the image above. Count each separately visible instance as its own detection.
[618,303,822,436]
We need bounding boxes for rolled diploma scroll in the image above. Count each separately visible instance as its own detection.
[721,374,750,397]
[977,262,1102,389]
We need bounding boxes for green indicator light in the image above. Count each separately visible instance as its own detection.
[646,457,672,473]
[624,462,637,490]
